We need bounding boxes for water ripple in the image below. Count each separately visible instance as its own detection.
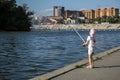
[0,30,120,80]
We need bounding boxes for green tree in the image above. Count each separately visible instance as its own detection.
[0,0,33,31]
[78,19,85,23]
[93,17,101,23]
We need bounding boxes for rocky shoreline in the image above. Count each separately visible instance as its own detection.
[32,24,120,31]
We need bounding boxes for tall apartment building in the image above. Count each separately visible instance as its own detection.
[53,6,65,17]
[95,7,119,18]
[53,6,119,20]
[95,9,101,18]
[64,9,95,19]
[80,7,119,19]
[81,10,95,19]
[65,10,80,18]
[108,7,119,16]
[100,8,107,17]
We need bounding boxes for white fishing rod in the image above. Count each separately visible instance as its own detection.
[60,12,85,43]
[69,24,85,42]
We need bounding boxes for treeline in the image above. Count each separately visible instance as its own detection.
[0,0,33,31]
[92,16,120,24]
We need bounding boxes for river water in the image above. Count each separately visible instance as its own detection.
[0,30,120,80]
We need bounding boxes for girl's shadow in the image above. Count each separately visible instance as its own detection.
[94,65,120,68]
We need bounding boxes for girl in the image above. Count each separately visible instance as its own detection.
[83,29,96,69]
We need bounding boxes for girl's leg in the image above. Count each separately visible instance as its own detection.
[87,48,94,68]
[87,55,91,68]
[89,54,93,68]
[87,54,93,69]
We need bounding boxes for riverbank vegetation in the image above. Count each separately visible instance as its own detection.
[0,0,33,31]
[92,16,120,24]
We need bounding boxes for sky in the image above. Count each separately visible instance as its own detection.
[16,0,120,16]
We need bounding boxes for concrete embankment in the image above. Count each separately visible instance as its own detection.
[32,24,120,30]
[30,46,120,80]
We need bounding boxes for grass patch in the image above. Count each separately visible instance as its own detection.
[75,65,83,68]
[95,57,102,60]
[106,52,112,55]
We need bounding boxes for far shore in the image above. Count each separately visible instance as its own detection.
[32,24,120,31]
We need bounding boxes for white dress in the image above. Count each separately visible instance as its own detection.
[87,36,95,55]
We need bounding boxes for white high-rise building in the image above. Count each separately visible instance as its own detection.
[53,6,65,17]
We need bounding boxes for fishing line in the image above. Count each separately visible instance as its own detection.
[69,24,85,42]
